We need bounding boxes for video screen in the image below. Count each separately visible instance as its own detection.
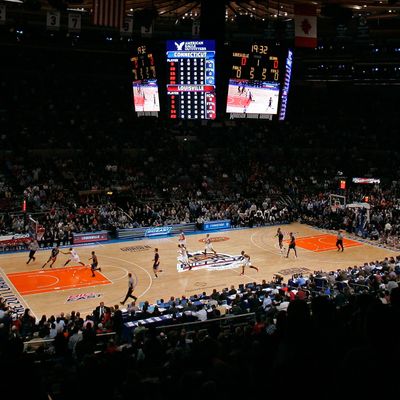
[226,79,280,115]
[133,80,160,112]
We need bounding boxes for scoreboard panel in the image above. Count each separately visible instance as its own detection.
[227,43,291,119]
[166,40,216,120]
[231,44,281,83]
[131,44,160,113]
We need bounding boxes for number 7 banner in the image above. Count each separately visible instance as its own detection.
[68,13,82,33]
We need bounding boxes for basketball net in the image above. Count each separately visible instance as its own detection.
[36,225,45,241]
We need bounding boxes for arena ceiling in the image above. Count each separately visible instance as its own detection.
[129,0,399,20]
[9,0,400,21]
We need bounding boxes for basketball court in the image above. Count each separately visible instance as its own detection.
[285,234,362,252]
[0,223,396,318]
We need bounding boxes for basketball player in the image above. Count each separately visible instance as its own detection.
[178,230,187,248]
[275,227,284,253]
[26,239,39,264]
[89,251,101,277]
[62,247,85,267]
[178,244,190,271]
[153,248,163,278]
[336,230,344,252]
[42,245,60,268]
[286,232,297,258]
[239,251,259,275]
[120,272,137,305]
[204,234,217,255]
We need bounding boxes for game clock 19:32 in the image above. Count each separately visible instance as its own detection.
[231,44,280,82]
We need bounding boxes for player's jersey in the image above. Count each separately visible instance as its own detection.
[153,252,160,266]
[71,249,78,258]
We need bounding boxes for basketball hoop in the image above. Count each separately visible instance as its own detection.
[36,225,45,241]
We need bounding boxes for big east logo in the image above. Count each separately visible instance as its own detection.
[177,251,243,273]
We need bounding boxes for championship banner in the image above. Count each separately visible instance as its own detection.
[294,4,317,48]
[192,19,200,38]
[68,13,82,33]
[47,11,61,31]
[120,17,133,36]
[0,4,6,25]
[141,24,153,37]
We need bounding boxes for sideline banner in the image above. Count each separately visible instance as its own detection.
[0,269,26,317]
[72,231,109,244]
[203,220,231,231]
[117,223,196,240]
[0,234,31,252]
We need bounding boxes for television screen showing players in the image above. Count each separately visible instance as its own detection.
[131,45,160,114]
[227,43,291,119]
[166,40,216,120]
[226,79,280,114]
[132,80,160,112]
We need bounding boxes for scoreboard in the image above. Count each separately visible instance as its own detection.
[131,44,160,114]
[226,43,292,119]
[231,44,281,82]
[166,40,216,119]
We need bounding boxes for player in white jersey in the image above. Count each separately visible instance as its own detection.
[178,244,190,270]
[239,251,259,275]
[178,231,187,248]
[62,247,86,267]
[203,233,217,255]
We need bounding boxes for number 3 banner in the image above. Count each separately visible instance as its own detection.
[46,11,60,31]
[68,13,82,33]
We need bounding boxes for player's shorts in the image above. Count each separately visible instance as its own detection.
[178,239,187,246]
[289,244,296,249]
[72,255,81,263]
[153,262,160,270]
[205,244,214,252]
[91,263,98,270]
[243,261,251,268]
[178,255,188,264]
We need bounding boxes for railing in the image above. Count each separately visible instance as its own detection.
[23,331,117,353]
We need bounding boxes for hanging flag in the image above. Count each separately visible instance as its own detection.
[93,0,125,28]
[294,4,317,48]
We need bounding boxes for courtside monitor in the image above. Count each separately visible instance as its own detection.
[166,40,216,120]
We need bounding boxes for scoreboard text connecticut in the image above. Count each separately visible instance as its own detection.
[166,40,216,120]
